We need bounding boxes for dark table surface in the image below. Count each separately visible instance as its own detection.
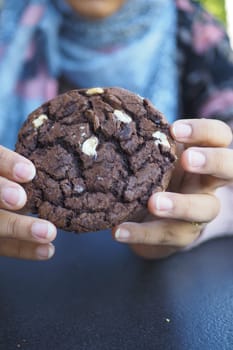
[0,230,233,350]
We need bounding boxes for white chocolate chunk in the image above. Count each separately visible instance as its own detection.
[152,131,170,149]
[74,185,85,194]
[86,87,104,96]
[82,136,99,157]
[32,114,48,129]
[114,110,132,124]
[137,94,144,100]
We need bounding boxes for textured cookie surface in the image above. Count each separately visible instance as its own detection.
[16,87,176,232]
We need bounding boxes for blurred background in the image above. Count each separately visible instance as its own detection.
[0,1,231,40]
[0,1,232,46]
[0,1,231,29]
[200,0,233,46]
[200,0,226,23]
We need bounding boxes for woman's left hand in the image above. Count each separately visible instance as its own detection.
[113,118,233,259]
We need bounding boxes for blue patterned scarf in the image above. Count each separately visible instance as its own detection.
[0,0,178,149]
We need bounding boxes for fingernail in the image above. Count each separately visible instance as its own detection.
[31,222,55,240]
[115,228,131,241]
[154,195,173,211]
[13,162,36,181]
[36,245,55,259]
[1,187,25,207]
[173,122,192,139]
[188,150,206,168]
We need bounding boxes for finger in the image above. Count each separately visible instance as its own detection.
[0,145,36,182]
[0,210,57,243]
[182,147,233,180]
[0,238,55,260]
[148,192,220,222]
[171,119,232,147]
[113,219,201,247]
[0,176,27,210]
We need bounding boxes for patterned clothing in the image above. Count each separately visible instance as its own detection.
[177,0,233,124]
[0,0,233,149]
[0,0,177,149]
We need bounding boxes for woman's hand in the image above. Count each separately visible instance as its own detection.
[113,119,233,259]
[0,146,57,260]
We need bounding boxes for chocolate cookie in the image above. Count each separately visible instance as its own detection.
[16,87,177,233]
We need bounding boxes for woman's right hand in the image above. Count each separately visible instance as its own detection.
[0,146,57,260]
